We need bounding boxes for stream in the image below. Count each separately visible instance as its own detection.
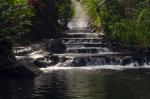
[1,70,150,99]
[1,0,150,99]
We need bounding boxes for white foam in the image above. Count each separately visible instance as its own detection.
[68,0,89,29]
[28,50,49,59]
[40,65,150,73]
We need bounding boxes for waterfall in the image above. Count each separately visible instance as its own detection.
[68,0,89,29]
[14,0,150,72]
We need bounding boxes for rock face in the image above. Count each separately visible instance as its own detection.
[0,38,17,71]
[14,60,42,77]
[45,39,66,54]
[0,38,42,77]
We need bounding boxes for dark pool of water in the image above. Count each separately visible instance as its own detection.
[1,69,150,99]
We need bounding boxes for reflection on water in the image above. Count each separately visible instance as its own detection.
[1,70,150,99]
[0,77,34,99]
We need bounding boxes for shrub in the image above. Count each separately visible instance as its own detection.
[0,0,34,44]
[82,0,150,48]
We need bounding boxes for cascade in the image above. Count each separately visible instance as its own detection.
[14,0,150,72]
[47,0,150,70]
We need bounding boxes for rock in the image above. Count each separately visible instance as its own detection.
[13,60,43,77]
[0,38,17,71]
[49,55,60,64]
[14,47,33,56]
[33,55,69,67]
[0,38,43,77]
[45,39,66,54]
[121,57,132,66]
[33,59,53,68]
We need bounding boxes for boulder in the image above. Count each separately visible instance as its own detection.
[0,38,17,71]
[13,60,43,77]
[0,38,42,77]
[49,55,60,65]
[45,39,66,54]
[33,58,53,68]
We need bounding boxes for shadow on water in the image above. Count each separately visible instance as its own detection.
[0,77,34,99]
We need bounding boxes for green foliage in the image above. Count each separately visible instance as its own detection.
[0,0,74,43]
[56,0,74,28]
[82,0,150,48]
[81,0,102,26]
[0,0,34,44]
[110,0,150,48]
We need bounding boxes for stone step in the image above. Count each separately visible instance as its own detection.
[70,56,150,66]
[67,49,98,53]
[64,33,99,35]
[67,47,110,53]
[66,29,91,33]
[62,38,103,43]
[64,43,107,47]
[67,47,109,50]
[63,33,104,38]
[63,33,98,38]
[62,38,103,40]
[53,52,150,58]
[63,40,103,44]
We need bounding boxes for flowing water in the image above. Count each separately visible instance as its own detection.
[1,70,150,99]
[2,0,150,99]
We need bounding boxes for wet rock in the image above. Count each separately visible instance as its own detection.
[0,37,42,77]
[13,60,42,77]
[49,55,60,64]
[45,39,66,54]
[14,47,32,56]
[28,50,50,59]
[33,59,53,68]
[121,57,132,66]
[0,38,17,71]
[134,57,145,66]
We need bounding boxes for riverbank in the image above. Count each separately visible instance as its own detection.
[81,0,150,50]
[103,36,150,53]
